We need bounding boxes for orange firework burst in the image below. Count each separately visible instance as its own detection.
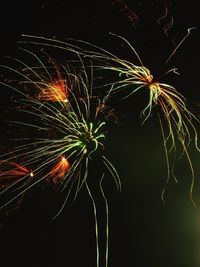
[38,79,69,103]
[49,156,70,184]
[37,58,69,103]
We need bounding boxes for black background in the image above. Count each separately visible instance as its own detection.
[0,1,200,266]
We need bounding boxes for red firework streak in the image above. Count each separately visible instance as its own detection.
[0,161,34,214]
[0,161,33,189]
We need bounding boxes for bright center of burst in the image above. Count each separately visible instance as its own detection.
[78,126,103,155]
[80,132,96,152]
[148,82,160,92]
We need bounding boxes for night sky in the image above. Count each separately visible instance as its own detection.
[0,1,200,267]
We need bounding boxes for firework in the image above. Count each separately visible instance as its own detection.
[0,48,121,267]
[16,30,200,204]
